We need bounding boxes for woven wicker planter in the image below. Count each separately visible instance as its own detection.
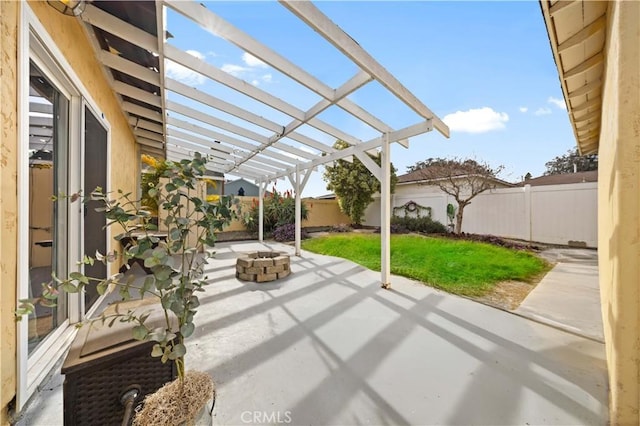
[235,251,291,283]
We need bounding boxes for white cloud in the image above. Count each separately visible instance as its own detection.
[534,107,552,116]
[442,107,509,134]
[548,96,567,110]
[165,50,206,86]
[261,74,273,83]
[221,63,251,77]
[242,52,267,68]
[519,106,528,113]
[251,79,260,86]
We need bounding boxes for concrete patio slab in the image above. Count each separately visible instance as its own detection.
[19,241,607,425]
[515,248,603,342]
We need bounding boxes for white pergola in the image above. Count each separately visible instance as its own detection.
[80,0,449,287]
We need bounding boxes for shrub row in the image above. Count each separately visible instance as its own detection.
[241,189,309,234]
[390,215,447,234]
[273,223,309,242]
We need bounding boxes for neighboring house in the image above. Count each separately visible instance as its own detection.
[396,168,514,191]
[314,193,337,200]
[224,178,259,197]
[541,1,639,423]
[518,170,598,186]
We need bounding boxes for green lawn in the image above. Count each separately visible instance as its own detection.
[301,233,549,296]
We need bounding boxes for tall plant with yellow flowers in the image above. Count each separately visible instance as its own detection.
[140,154,169,217]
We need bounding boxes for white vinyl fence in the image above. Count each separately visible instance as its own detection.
[364,182,598,247]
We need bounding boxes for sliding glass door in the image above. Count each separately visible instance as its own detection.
[27,61,69,354]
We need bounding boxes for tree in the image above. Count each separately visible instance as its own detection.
[544,147,598,175]
[411,157,504,234]
[323,140,397,225]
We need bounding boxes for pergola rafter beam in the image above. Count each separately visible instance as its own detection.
[165,78,331,154]
[99,50,161,87]
[167,128,234,154]
[165,111,299,167]
[164,0,399,137]
[129,116,163,134]
[113,81,162,108]
[166,136,232,162]
[164,44,360,146]
[233,70,372,170]
[167,125,233,154]
[280,0,450,138]
[82,4,157,52]
[155,1,168,152]
[267,119,433,181]
[122,102,162,123]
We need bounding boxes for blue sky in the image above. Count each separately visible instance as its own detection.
[164,1,576,197]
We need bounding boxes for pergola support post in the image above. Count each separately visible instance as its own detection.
[258,180,266,242]
[380,133,392,289]
[288,166,312,256]
[294,166,301,256]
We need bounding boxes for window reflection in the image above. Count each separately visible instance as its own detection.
[28,62,68,354]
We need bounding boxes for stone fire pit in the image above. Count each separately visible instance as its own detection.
[236,251,291,283]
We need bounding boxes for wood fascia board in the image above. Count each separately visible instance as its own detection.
[539,0,600,152]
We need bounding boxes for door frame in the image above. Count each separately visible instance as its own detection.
[16,3,111,411]
[81,102,111,317]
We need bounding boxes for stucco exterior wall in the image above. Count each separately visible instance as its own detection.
[0,1,19,421]
[598,1,640,424]
[302,199,351,227]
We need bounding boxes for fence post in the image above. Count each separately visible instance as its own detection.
[524,184,532,243]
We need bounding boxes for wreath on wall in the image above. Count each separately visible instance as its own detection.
[393,200,432,218]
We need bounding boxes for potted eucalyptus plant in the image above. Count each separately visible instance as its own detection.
[18,153,238,424]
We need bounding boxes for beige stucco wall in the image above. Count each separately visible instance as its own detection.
[598,1,640,424]
[223,197,352,232]
[1,1,139,418]
[0,1,19,421]
[302,199,351,227]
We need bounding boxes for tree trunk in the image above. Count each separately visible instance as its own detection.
[455,205,465,234]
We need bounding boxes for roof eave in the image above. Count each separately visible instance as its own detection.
[539,0,607,155]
